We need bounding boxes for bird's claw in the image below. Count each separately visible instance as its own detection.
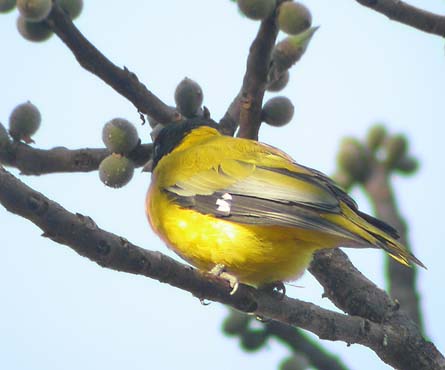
[209,264,240,295]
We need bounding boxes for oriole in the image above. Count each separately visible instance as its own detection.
[146,118,423,289]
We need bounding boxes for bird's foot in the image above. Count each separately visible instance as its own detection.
[209,264,239,295]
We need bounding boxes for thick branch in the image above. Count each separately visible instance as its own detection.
[0,166,443,369]
[310,249,397,323]
[0,142,152,175]
[355,0,445,37]
[45,5,179,123]
[309,249,442,369]
[220,6,280,139]
[364,163,423,329]
[237,13,279,140]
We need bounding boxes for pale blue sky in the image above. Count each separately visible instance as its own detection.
[1,1,444,369]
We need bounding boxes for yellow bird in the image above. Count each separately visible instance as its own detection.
[146,118,423,290]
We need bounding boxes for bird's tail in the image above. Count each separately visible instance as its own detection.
[333,202,425,269]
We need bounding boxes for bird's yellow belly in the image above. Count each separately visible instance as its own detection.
[147,188,323,286]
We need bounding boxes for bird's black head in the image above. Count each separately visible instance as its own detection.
[151,117,219,169]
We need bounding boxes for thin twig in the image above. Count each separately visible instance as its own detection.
[0,166,443,370]
[0,142,152,175]
[355,0,445,37]
[364,163,423,329]
[219,93,241,137]
[45,4,179,123]
[266,321,350,370]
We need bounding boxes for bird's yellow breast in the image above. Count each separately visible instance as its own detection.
[146,184,332,286]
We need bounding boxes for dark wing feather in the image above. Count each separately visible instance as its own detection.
[164,159,361,239]
[284,164,400,239]
[168,190,356,239]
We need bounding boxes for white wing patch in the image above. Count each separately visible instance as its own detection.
[215,192,232,215]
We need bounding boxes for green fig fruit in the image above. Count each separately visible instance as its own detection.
[272,26,318,72]
[240,329,267,351]
[277,2,312,35]
[8,101,41,143]
[99,154,135,188]
[237,0,276,20]
[174,77,204,118]
[102,118,139,154]
[17,0,51,22]
[56,0,83,19]
[366,124,387,152]
[266,70,290,92]
[0,0,16,13]
[384,134,408,169]
[17,15,53,42]
[56,0,83,20]
[394,155,419,175]
[262,96,294,127]
[222,311,249,336]
[337,137,370,182]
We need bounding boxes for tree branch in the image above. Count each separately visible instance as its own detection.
[0,165,443,369]
[364,163,423,329]
[309,249,442,369]
[220,5,281,139]
[45,4,180,123]
[0,142,152,175]
[266,321,350,370]
[310,249,397,323]
[236,11,279,140]
[219,93,241,137]
[354,0,445,37]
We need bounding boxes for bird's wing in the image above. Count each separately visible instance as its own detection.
[163,154,367,239]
